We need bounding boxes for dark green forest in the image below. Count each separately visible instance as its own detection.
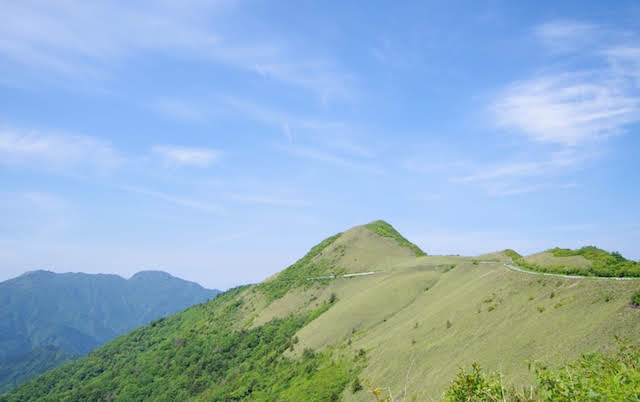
[0,270,219,393]
[1,287,360,402]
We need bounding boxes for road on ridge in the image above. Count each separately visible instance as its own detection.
[502,263,640,281]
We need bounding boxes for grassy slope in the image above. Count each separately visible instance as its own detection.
[514,246,640,277]
[364,220,426,257]
[4,221,640,401]
[524,251,592,269]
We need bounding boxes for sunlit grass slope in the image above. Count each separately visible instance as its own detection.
[511,246,640,277]
[3,220,639,401]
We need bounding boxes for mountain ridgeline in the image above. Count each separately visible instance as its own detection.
[2,220,639,401]
[0,270,220,393]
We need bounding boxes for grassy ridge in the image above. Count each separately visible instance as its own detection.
[364,220,426,257]
[4,222,640,401]
[258,233,342,302]
[508,247,640,278]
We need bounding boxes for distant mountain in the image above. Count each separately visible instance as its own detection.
[0,270,220,393]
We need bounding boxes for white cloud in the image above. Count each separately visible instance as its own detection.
[494,21,640,146]
[152,145,220,167]
[493,73,639,145]
[451,149,591,197]
[0,128,121,172]
[0,1,352,100]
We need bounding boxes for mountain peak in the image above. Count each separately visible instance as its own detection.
[129,270,175,281]
[362,219,426,257]
[259,219,426,301]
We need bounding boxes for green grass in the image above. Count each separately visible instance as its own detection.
[510,246,640,278]
[258,232,342,301]
[5,222,640,401]
[444,338,640,401]
[1,288,360,402]
[364,220,426,257]
[290,257,640,400]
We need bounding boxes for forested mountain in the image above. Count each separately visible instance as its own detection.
[0,270,219,393]
[2,221,639,401]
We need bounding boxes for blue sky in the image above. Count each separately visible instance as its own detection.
[1,1,639,289]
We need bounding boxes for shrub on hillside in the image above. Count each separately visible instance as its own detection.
[444,339,640,401]
[444,363,506,401]
[632,290,640,307]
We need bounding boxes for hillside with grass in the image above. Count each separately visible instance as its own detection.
[3,221,639,401]
[0,270,220,394]
[507,246,640,277]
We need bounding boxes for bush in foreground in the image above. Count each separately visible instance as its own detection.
[445,338,640,401]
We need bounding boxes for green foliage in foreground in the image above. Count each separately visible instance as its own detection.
[364,220,426,257]
[445,339,640,401]
[632,290,640,306]
[509,246,640,278]
[258,232,342,301]
[1,287,358,402]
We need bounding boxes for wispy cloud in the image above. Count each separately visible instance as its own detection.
[403,159,467,175]
[534,20,598,52]
[152,145,220,167]
[452,149,591,197]
[455,150,585,183]
[278,144,384,175]
[230,193,311,207]
[120,185,224,214]
[0,128,121,172]
[0,1,352,100]
[493,73,639,145]
[493,21,640,146]
[474,19,640,197]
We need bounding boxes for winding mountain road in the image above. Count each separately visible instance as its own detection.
[502,263,640,281]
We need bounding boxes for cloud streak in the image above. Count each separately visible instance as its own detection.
[0,1,352,100]
[493,73,639,145]
[152,145,221,167]
[120,185,224,214]
[493,20,640,146]
[278,144,384,175]
[230,193,311,207]
[0,128,121,172]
